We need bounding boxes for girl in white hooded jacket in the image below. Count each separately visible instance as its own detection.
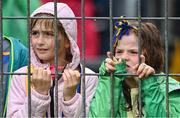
[6,2,98,117]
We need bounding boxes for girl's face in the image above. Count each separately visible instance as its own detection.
[115,33,139,73]
[31,21,65,64]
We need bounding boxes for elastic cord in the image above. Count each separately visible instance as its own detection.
[3,36,14,116]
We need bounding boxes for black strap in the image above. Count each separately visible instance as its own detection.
[50,80,55,117]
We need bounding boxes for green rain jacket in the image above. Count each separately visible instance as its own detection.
[88,61,180,117]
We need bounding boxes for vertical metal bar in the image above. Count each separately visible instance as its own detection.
[109,0,114,117]
[81,0,86,117]
[53,0,58,117]
[164,0,169,117]
[0,0,3,116]
[137,0,142,117]
[27,0,32,117]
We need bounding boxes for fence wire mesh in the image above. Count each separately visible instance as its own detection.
[0,0,180,117]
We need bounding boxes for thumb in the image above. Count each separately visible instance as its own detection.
[74,70,81,78]
[107,51,113,58]
[107,51,118,62]
[140,55,145,63]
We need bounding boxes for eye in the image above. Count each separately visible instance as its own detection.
[129,50,138,55]
[116,50,123,54]
[31,31,39,36]
[45,32,54,36]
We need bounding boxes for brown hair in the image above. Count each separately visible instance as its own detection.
[30,14,72,63]
[136,21,164,72]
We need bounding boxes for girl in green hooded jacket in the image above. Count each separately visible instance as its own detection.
[88,20,180,117]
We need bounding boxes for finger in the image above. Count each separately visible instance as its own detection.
[32,68,38,79]
[145,67,155,77]
[30,77,34,87]
[67,69,74,80]
[139,66,149,78]
[105,62,116,72]
[42,70,48,80]
[64,69,71,79]
[107,51,118,62]
[63,69,72,87]
[70,70,80,86]
[68,69,75,86]
[140,55,145,63]
[46,69,51,80]
[105,58,115,66]
[137,63,146,75]
[107,51,113,58]
[43,70,51,82]
[63,70,68,86]
[45,69,52,86]
[74,70,81,85]
[32,68,38,85]
[42,70,51,89]
[37,67,43,79]
[117,58,122,63]
[74,70,81,79]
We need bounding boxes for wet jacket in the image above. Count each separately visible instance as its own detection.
[2,36,28,116]
[88,61,180,117]
[3,36,28,74]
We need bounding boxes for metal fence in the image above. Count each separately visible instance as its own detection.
[0,0,180,117]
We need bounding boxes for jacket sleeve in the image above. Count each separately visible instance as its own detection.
[18,41,28,68]
[88,61,126,117]
[12,38,28,71]
[141,76,180,117]
[59,67,98,117]
[6,68,51,117]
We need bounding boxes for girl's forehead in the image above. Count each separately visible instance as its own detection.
[35,19,54,28]
[32,26,53,33]
[121,33,138,43]
[116,33,138,48]
[33,20,54,31]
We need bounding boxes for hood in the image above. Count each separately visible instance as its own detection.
[30,2,80,70]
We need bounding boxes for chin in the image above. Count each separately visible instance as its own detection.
[38,56,49,61]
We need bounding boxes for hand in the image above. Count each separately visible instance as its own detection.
[132,55,155,79]
[31,67,51,95]
[62,69,80,101]
[105,51,121,72]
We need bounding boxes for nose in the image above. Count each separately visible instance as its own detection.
[121,52,129,61]
[36,34,44,45]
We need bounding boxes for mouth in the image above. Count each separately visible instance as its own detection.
[36,48,48,53]
[126,64,132,72]
[126,64,130,68]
